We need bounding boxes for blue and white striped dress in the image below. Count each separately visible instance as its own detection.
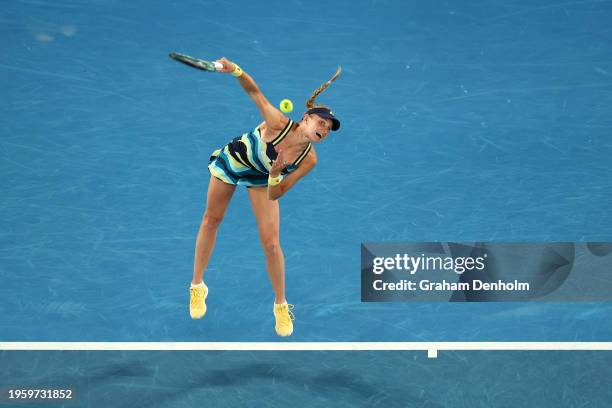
[208,120,312,187]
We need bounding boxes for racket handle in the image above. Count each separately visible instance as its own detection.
[213,61,223,71]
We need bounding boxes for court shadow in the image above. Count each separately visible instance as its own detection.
[193,361,444,407]
[89,359,155,381]
[196,362,277,387]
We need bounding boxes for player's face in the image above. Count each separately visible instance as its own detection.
[304,114,333,143]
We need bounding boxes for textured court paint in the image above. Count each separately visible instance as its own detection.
[3,1,612,406]
[1,351,612,407]
[2,0,612,344]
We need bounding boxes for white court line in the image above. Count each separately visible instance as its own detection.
[1,342,611,358]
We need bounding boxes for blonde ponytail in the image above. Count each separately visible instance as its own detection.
[306,66,342,109]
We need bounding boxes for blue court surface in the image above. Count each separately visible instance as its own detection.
[2,0,612,406]
[1,350,611,407]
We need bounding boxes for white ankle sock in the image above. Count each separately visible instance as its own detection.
[191,282,205,288]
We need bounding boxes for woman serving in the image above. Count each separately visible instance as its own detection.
[189,57,341,337]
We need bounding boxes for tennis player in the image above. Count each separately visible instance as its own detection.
[189,57,341,337]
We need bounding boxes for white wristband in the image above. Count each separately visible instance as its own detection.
[268,174,283,186]
[231,64,244,77]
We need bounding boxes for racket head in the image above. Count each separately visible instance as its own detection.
[169,52,217,72]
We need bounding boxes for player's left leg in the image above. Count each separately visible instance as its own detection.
[247,187,293,337]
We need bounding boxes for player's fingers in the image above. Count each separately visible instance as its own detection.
[217,57,231,72]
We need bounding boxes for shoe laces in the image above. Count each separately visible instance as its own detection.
[278,304,295,324]
[190,287,203,306]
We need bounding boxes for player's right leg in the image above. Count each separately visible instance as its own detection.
[190,175,236,319]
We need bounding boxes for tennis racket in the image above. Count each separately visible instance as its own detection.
[169,52,223,72]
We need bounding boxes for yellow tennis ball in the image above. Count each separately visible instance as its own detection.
[280,99,293,113]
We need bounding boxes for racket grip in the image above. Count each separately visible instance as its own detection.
[213,61,223,71]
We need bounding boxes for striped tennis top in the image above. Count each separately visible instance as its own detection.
[208,119,312,187]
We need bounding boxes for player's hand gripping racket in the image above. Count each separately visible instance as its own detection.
[169,52,223,72]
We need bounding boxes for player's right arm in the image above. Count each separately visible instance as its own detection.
[216,57,287,132]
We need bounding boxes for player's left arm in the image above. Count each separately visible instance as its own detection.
[267,148,317,201]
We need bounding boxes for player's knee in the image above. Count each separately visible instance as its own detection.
[262,240,282,258]
[201,213,223,231]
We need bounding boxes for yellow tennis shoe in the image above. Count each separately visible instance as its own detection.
[273,303,294,337]
[189,282,208,319]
